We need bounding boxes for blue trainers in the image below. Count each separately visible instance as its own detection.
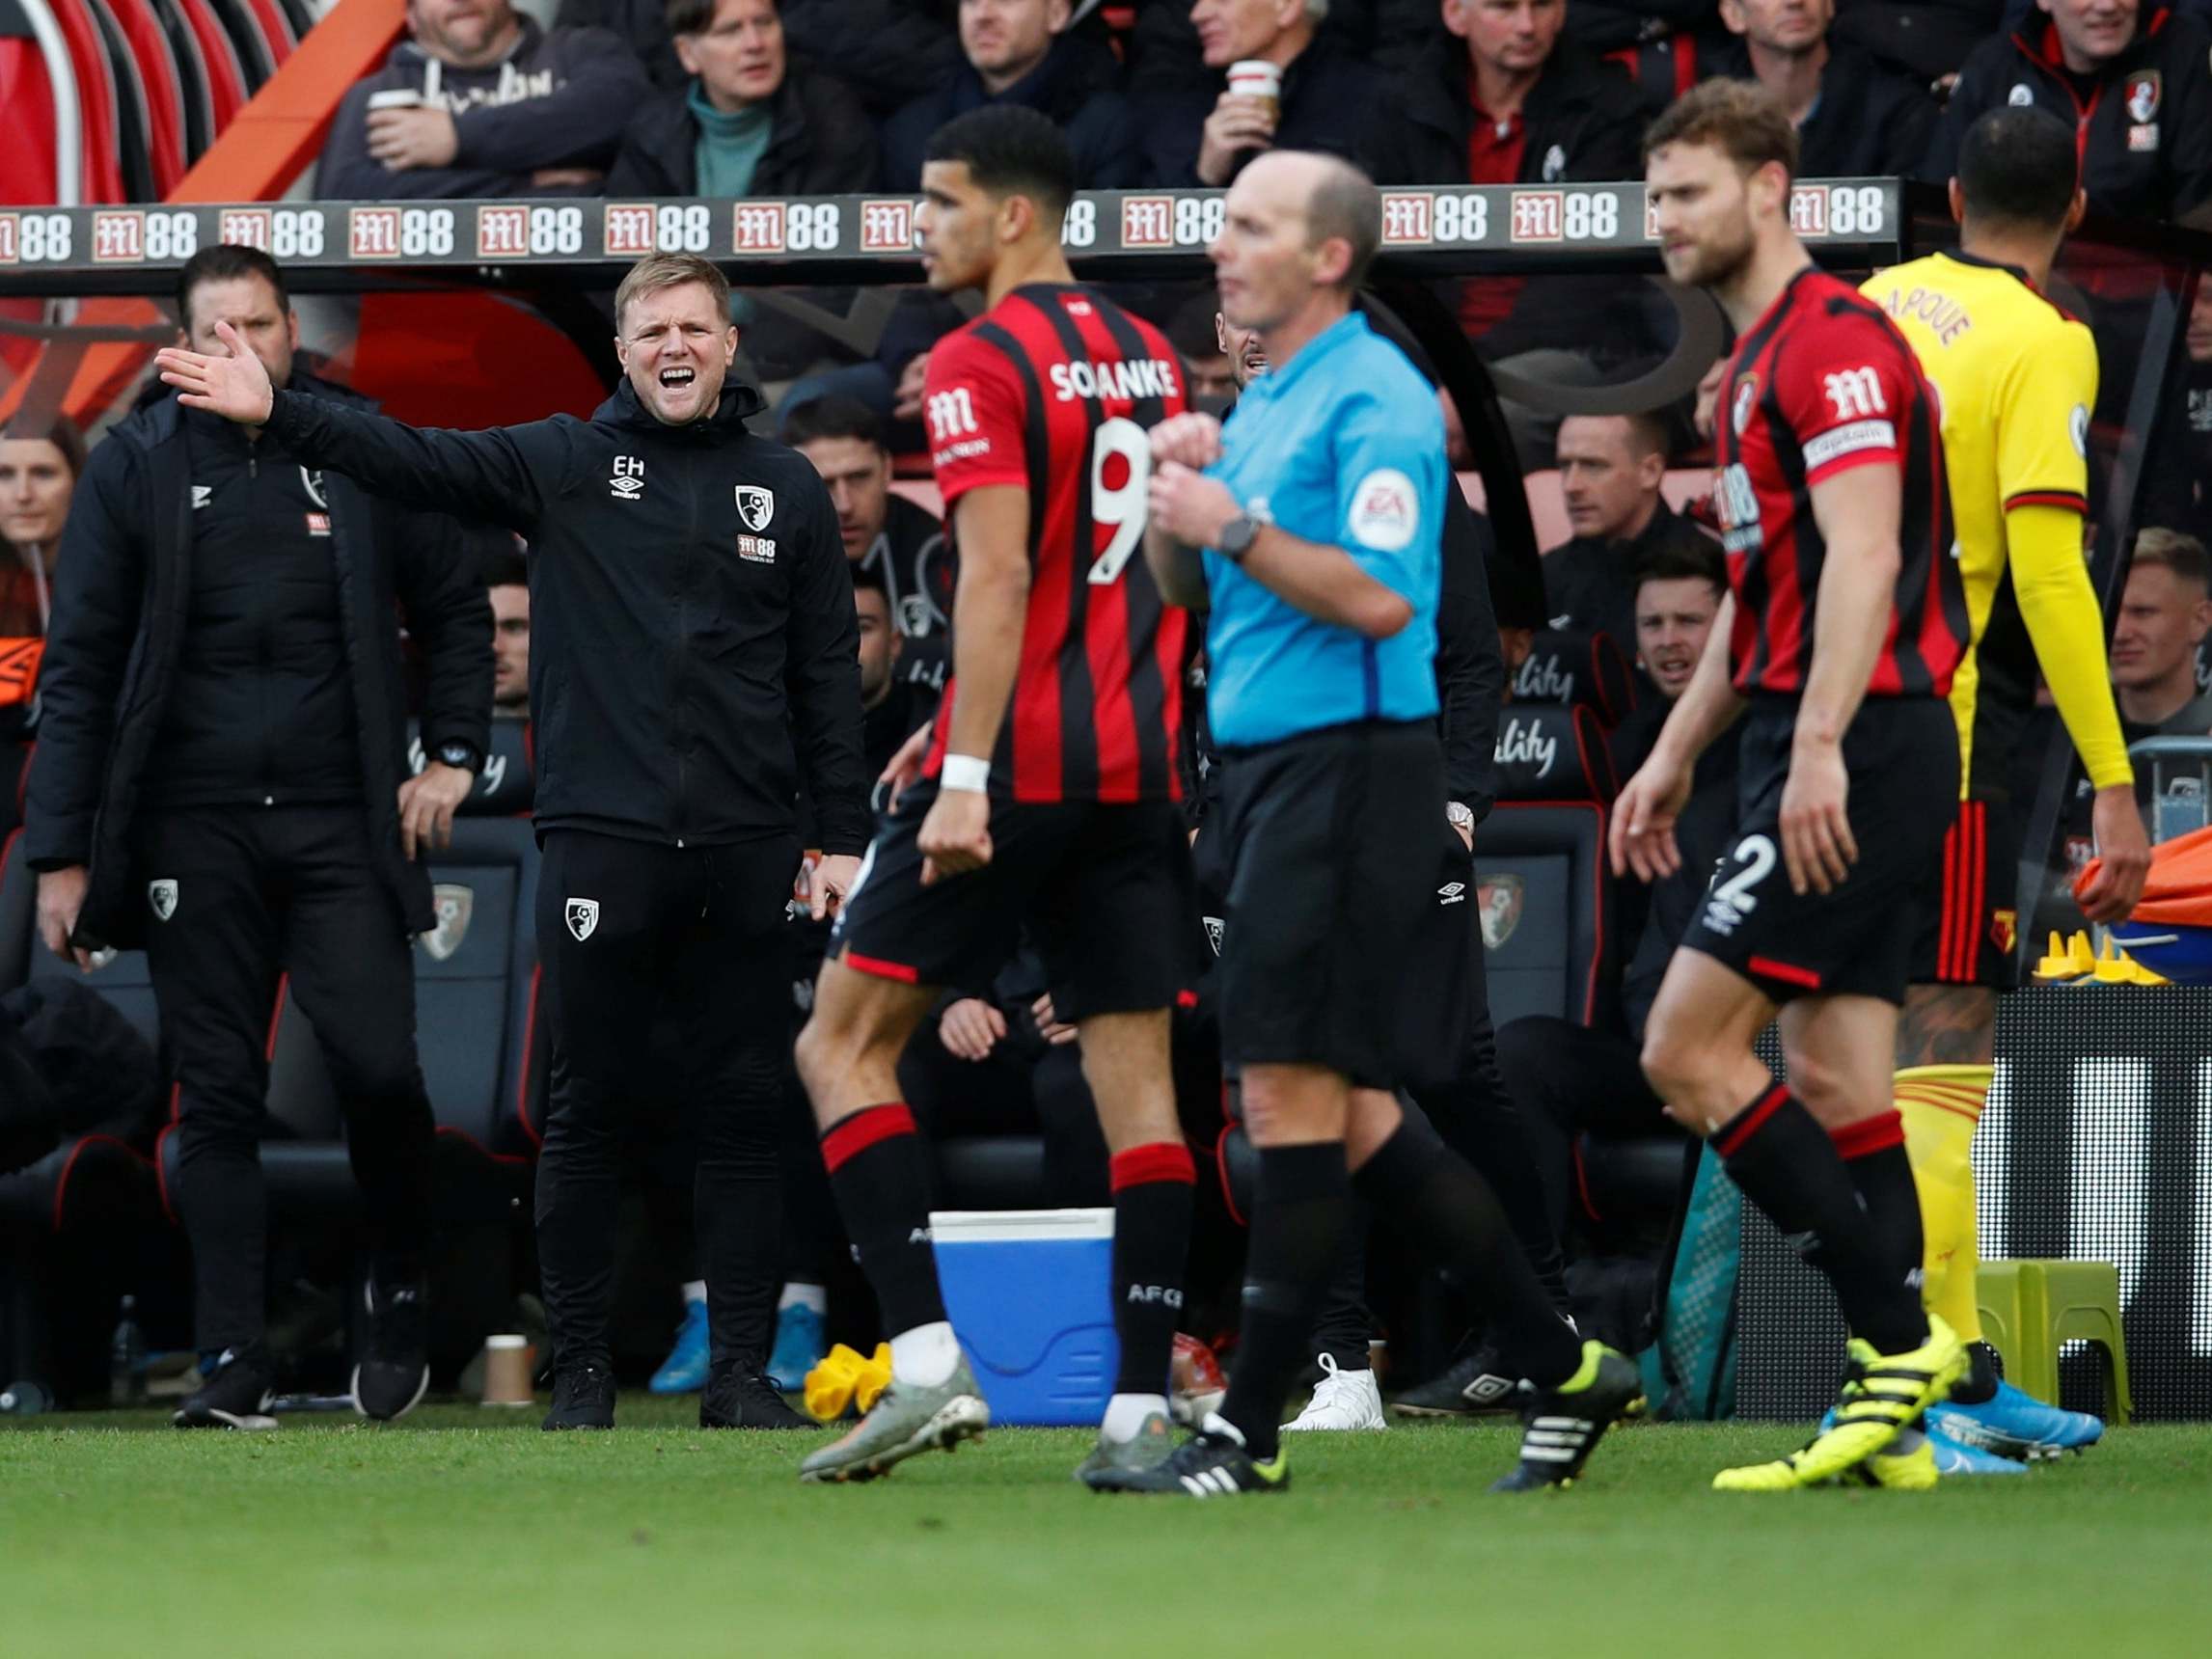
[766,1303,827,1394]
[1929,1379,2104,1461]
[648,1300,710,1395]
[1927,1425,2029,1476]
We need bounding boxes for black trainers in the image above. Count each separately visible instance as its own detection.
[1491,1342,1645,1492]
[353,1278,430,1423]
[1390,1340,1526,1418]
[541,1363,616,1430]
[700,1366,818,1430]
[1083,1414,1289,1497]
[174,1344,279,1430]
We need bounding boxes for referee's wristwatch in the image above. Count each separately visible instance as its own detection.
[436,739,483,775]
[1216,512,1262,564]
[1446,801,1475,837]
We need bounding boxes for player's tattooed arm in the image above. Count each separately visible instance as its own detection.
[1894,984,1998,1068]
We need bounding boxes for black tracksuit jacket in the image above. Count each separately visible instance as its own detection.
[25,377,491,949]
[261,377,871,856]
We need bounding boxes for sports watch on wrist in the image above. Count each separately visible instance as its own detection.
[437,740,482,775]
[1216,512,1262,563]
[1446,801,1475,835]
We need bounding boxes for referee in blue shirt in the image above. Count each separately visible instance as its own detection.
[1094,152,1641,1499]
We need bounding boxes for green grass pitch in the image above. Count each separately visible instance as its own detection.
[6,1401,2209,1656]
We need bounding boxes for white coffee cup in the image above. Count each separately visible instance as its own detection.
[1226,60,1282,123]
[480,1333,534,1406]
[367,89,425,112]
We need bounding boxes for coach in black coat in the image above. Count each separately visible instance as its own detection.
[26,374,491,952]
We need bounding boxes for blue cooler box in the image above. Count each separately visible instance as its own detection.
[931,1209,1116,1426]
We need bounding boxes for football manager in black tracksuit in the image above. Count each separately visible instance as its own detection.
[159,251,870,1432]
[28,243,493,1430]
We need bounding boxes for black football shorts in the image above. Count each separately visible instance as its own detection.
[829,779,1196,1021]
[1680,696,1958,1006]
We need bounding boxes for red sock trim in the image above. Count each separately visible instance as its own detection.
[1830,1109,1906,1161]
[1714,1083,1791,1158]
[1111,1141,1196,1192]
[820,1102,917,1172]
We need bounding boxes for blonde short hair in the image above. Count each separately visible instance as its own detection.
[614,253,730,332]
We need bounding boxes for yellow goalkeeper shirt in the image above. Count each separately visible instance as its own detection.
[1862,251,2132,800]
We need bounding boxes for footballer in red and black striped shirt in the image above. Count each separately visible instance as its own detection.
[798,106,1202,1489]
[920,284,1191,802]
[1713,267,1968,700]
[1612,82,1964,1484]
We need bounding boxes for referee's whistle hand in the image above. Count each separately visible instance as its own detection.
[918,789,992,885]
[1149,465,1239,549]
[1149,413,1224,471]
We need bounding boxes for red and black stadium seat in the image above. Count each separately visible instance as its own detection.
[41,0,126,202]
[103,0,190,198]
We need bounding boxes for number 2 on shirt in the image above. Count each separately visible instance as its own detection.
[1086,416,1151,586]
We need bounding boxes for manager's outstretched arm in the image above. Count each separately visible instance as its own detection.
[158,322,554,531]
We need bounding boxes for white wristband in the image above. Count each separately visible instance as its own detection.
[941,753,991,794]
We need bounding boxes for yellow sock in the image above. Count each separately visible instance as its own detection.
[1895,1064,1993,1345]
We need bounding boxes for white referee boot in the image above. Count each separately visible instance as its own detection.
[1283,1353,1388,1431]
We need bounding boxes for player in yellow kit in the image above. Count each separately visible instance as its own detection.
[1861,106,2152,1472]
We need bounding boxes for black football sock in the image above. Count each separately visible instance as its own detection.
[1417,1074,1572,1315]
[1219,1142,1349,1461]
[1310,1197,1375,1372]
[1955,1342,2000,1404]
[819,1103,945,1337]
[1353,1115,1581,1389]
[1108,1142,1196,1399]
[1714,1084,1929,1354]
[1834,1110,1931,1335]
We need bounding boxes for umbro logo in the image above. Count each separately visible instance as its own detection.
[1437,882,1466,906]
[610,456,644,500]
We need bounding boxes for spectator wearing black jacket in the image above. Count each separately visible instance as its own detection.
[881,0,1139,191]
[28,245,493,1431]
[1929,0,2212,223]
[1705,0,1938,175]
[560,0,959,107]
[605,0,875,198]
[1400,0,1650,188]
[1136,0,1407,187]
[1543,412,1682,653]
[158,253,869,1433]
[316,0,647,200]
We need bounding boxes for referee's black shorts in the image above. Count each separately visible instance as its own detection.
[1214,719,1444,1089]
[1680,695,1957,1006]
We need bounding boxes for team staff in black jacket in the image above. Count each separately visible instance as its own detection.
[159,252,871,1432]
[28,245,493,1430]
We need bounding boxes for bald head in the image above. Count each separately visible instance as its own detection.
[1239,150,1380,292]
[1214,150,1380,347]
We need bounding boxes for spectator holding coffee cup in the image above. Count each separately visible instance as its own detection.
[1139,0,1405,187]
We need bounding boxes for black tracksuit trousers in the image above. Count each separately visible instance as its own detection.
[534,830,796,1374]
[139,806,433,1352]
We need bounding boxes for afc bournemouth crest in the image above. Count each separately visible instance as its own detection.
[565,897,600,942]
[419,884,474,962]
[2127,71,2161,123]
[147,879,178,921]
[1477,874,1525,950]
[1732,372,1761,438]
[733,485,775,531]
[1990,909,2018,957]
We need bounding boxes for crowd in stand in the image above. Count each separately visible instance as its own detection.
[307,0,2212,222]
